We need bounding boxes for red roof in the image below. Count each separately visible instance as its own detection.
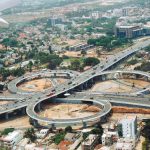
[58,140,73,150]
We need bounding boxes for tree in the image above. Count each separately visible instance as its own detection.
[83,57,100,66]
[70,59,81,70]
[65,126,72,133]
[53,131,66,145]
[48,46,53,54]
[1,128,14,135]
[90,126,103,136]
[28,61,33,72]
[24,128,37,142]
[81,50,87,56]
[96,49,101,57]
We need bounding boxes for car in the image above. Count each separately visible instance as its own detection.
[68,81,72,85]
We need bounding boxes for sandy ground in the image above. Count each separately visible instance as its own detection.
[123,79,150,87]
[19,78,52,92]
[57,78,67,84]
[0,101,12,105]
[91,79,150,93]
[39,103,101,120]
[0,116,31,130]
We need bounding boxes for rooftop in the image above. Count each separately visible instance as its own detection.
[83,134,99,145]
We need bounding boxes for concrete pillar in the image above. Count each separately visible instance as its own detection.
[51,123,56,130]
[83,122,87,128]
[67,74,70,78]
[80,84,84,90]
[22,108,26,115]
[37,103,41,111]
[5,113,9,120]
[102,75,106,81]
[84,82,88,89]
[54,73,56,77]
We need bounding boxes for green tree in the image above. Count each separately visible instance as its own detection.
[83,57,100,66]
[24,128,37,142]
[28,61,33,72]
[81,50,87,56]
[65,126,73,133]
[70,59,81,70]
[1,128,14,135]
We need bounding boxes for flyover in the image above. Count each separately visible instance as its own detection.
[0,38,150,126]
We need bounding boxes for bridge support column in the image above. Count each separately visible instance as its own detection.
[67,74,70,78]
[84,82,88,89]
[5,113,9,120]
[79,84,84,90]
[144,77,148,81]
[54,73,56,78]
[22,108,26,115]
[83,122,87,128]
[37,103,41,111]
[102,75,106,81]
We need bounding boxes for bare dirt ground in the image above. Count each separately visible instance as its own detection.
[91,79,150,93]
[19,78,52,92]
[39,103,101,120]
[0,101,12,105]
[0,116,31,130]
[57,78,67,84]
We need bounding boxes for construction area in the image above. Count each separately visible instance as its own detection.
[91,79,150,93]
[19,78,53,92]
[39,103,101,120]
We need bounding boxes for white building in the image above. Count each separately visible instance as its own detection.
[119,116,137,139]
[115,138,135,150]
[1,130,24,147]
[36,129,49,139]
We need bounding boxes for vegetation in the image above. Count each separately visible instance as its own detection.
[53,131,66,145]
[24,128,37,142]
[83,57,100,66]
[88,36,132,51]
[0,67,25,81]
[1,128,14,136]
[135,62,150,72]
[1,38,18,49]
[141,121,150,149]
[144,45,150,52]
[65,126,73,133]
[127,59,138,65]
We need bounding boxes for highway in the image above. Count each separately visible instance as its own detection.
[25,39,150,125]
[0,38,150,126]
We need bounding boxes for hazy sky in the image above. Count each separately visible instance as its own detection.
[0,0,20,11]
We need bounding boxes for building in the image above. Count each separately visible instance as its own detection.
[69,43,93,51]
[119,116,137,139]
[102,134,112,146]
[1,130,24,147]
[115,138,136,150]
[90,11,102,19]
[48,17,62,27]
[0,82,5,91]
[115,25,143,38]
[143,23,150,35]
[82,134,100,150]
[36,129,49,139]
[64,133,80,143]
[102,131,118,146]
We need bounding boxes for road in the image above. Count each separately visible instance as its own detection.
[0,38,150,126]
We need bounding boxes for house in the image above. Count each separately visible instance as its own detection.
[82,134,100,150]
[1,130,24,147]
